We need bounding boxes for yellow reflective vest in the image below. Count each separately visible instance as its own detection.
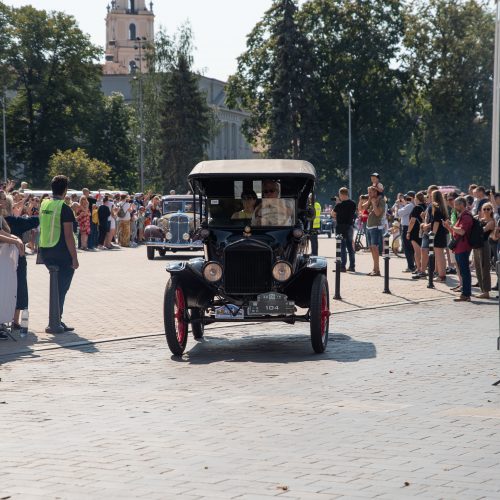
[39,199,64,248]
[313,201,321,229]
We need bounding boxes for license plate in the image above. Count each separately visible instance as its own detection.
[214,304,244,319]
[247,292,294,316]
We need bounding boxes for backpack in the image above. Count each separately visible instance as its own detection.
[468,215,484,249]
[117,203,126,218]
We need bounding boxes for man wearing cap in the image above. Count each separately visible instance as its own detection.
[397,191,416,272]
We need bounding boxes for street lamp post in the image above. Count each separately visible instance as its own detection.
[1,89,6,183]
[134,36,147,193]
[348,91,353,196]
[492,0,500,190]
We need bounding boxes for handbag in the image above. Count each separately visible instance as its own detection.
[448,236,460,251]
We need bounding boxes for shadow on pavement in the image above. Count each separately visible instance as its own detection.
[175,331,376,365]
[0,328,99,366]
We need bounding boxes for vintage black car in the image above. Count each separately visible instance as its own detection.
[144,195,203,260]
[319,213,334,238]
[163,159,330,356]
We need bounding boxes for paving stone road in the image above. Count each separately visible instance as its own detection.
[1,298,499,499]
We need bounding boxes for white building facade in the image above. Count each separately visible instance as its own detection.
[102,1,254,160]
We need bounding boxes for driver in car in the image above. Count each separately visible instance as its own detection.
[252,180,293,226]
[231,190,258,219]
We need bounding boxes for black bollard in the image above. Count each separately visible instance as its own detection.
[497,262,500,351]
[427,232,435,289]
[383,233,391,294]
[333,234,343,300]
[45,265,64,334]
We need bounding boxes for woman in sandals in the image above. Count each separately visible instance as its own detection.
[407,191,426,278]
[430,190,449,282]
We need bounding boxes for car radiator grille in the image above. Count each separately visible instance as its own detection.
[169,214,190,243]
[224,246,272,294]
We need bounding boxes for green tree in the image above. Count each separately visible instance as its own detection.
[4,5,102,186]
[89,92,137,191]
[227,0,314,160]
[48,148,111,190]
[403,0,494,188]
[159,51,211,193]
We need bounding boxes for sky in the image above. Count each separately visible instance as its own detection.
[7,0,276,81]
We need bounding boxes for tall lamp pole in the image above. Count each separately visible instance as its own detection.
[348,90,353,196]
[492,0,500,190]
[134,36,147,193]
[1,89,6,183]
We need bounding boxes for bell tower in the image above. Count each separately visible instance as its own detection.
[103,0,155,75]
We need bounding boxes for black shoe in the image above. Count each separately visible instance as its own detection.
[340,266,347,272]
[493,284,499,291]
[348,267,355,272]
[472,282,479,287]
[61,322,75,332]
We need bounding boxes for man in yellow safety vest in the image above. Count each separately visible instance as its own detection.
[39,175,79,332]
[309,196,322,256]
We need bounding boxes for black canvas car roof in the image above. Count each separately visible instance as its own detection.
[188,159,316,180]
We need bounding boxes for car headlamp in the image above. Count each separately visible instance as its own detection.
[203,262,223,282]
[166,231,173,240]
[182,233,190,241]
[272,261,292,282]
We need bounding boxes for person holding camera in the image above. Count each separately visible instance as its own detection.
[397,191,416,272]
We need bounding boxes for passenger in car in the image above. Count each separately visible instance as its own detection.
[253,180,293,226]
[231,190,258,220]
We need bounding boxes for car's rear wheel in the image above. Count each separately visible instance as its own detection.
[164,278,188,356]
[147,246,155,260]
[310,274,330,354]
[191,308,204,340]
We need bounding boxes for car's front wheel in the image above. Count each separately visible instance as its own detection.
[191,308,205,340]
[164,278,188,356]
[310,274,330,354]
[147,246,155,260]
[158,249,167,257]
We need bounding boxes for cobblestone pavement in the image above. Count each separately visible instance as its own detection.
[2,235,494,358]
[1,299,499,499]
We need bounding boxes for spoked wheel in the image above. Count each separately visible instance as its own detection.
[147,246,155,260]
[191,308,205,340]
[310,274,330,354]
[164,278,188,356]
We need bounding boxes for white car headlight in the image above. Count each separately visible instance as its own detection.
[203,262,223,282]
[272,261,292,282]
[166,232,173,240]
[182,233,190,241]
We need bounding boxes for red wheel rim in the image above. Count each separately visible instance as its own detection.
[320,288,329,341]
[174,287,186,344]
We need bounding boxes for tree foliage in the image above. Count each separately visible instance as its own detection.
[1,3,102,186]
[134,24,214,193]
[229,0,494,199]
[89,92,136,191]
[48,149,111,190]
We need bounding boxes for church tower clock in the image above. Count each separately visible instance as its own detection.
[103,0,154,74]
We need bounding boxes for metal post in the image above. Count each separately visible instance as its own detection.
[383,233,391,294]
[427,232,435,289]
[135,37,146,193]
[334,234,343,300]
[492,0,500,190]
[497,261,500,350]
[1,89,6,183]
[45,265,64,334]
[348,91,352,197]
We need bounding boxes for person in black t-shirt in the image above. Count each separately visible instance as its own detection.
[333,187,357,272]
[40,175,79,332]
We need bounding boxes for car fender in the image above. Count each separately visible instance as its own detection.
[166,258,213,308]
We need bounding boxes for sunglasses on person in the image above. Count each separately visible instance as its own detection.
[483,208,492,211]
[263,189,277,194]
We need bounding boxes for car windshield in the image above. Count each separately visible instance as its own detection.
[207,197,296,227]
[163,200,198,214]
